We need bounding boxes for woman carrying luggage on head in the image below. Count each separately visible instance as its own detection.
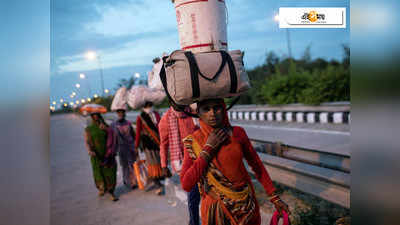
[180,98,290,225]
[135,101,164,195]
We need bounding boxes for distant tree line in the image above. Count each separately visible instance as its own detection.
[158,45,350,108]
[228,44,350,105]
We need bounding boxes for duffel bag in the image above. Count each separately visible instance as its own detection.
[160,50,250,105]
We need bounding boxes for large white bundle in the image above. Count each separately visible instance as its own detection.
[147,88,166,104]
[111,87,128,111]
[173,0,227,53]
[148,53,168,90]
[127,85,166,109]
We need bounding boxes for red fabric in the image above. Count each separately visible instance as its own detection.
[135,115,142,149]
[180,126,276,194]
[159,107,198,171]
[135,111,161,149]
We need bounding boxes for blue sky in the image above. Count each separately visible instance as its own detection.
[50,0,349,107]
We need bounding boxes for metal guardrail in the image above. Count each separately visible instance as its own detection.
[250,139,350,208]
[257,153,350,208]
[251,140,350,173]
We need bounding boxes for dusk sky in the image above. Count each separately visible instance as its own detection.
[50,0,349,107]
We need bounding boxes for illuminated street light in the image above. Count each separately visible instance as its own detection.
[72,92,76,96]
[60,99,64,103]
[76,100,79,104]
[81,99,85,103]
[70,102,74,106]
[93,94,98,98]
[85,51,97,60]
[135,72,140,78]
[86,50,104,95]
[63,103,68,107]
[75,83,81,89]
[104,89,109,94]
[87,98,91,102]
[52,101,56,105]
[79,73,86,79]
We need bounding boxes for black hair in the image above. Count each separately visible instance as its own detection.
[144,101,153,108]
[197,98,224,109]
[90,113,108,127]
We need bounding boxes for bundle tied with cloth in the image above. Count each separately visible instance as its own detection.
[111,86,128,111]
[127,85,165,110]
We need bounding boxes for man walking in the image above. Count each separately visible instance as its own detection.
[159,103,200,225]
[111,106,138,189]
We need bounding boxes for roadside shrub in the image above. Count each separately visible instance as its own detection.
[299,65,350,105]
[261,69,311,105]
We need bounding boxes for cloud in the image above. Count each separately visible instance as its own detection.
[57,32,180,73]
[85,0,177,37]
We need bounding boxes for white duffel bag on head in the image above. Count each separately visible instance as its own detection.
[160,50,250,105]
[111,87,128,111]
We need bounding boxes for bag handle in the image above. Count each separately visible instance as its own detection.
[184,51,227,82]
[270,210,291,225]
[224,51,238,94]
[184,51,238,98]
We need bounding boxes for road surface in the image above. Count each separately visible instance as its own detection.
[50,113,275,225]
[50,114,189,225]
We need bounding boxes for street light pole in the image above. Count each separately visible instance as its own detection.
[80,73,92,97]
[97,55,105,96]
[286,29,292,59]
[86,51,105,97]
[274,14,293,61]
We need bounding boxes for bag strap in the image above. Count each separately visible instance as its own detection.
[223,51,238,94]
[159,59,199,118]
[226,96,240,111]
[184,51,238,96]
[184,51,227,82]
[184,51,201,99]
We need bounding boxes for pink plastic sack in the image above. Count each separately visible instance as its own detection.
[270,210,290,225]
[111,87,128,111]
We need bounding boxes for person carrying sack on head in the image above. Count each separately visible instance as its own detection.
[159,101,200,225]
[180,98,291,225]
[111,106,138,190]
[135,101,164,195]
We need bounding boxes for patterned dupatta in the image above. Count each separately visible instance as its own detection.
[139,111,160,145]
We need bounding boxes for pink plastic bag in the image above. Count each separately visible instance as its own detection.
[270,210,290,225]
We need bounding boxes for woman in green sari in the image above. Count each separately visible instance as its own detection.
[84,113,118,201]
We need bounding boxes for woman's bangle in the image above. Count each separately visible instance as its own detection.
[272,198,281,204]
[205,143,214,149]
[269,194,279,200]
[269,195,280,203]
[200,151,211,162]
